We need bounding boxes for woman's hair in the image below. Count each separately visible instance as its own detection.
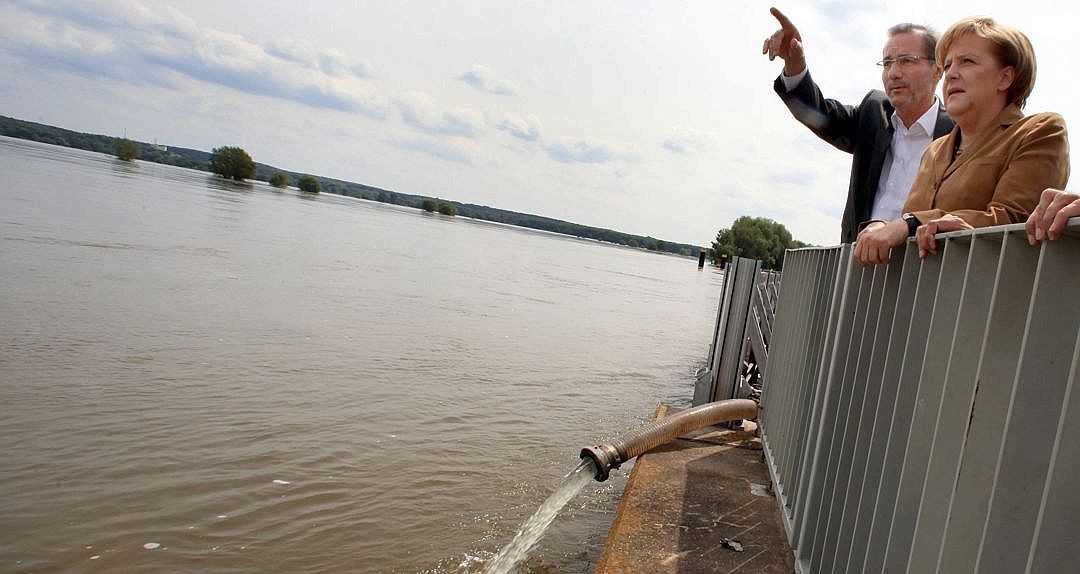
[937,16,1037,109]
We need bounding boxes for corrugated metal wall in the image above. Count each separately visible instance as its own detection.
[758,222,1080,573]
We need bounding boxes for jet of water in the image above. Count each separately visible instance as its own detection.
[483,458,598,573]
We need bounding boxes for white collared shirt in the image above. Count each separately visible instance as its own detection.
[871,102,940,221]
[781,69,941,222]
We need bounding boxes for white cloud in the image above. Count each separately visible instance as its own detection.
[0,0,389,117]
[265,39,370,78]
[394,91,484,138]
[495,112,541,141]
[543,137,616,164]
[457,64,516,96]
[387,136,479,167]
[662,131,714,155]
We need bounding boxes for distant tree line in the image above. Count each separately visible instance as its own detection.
[0,114,703,256]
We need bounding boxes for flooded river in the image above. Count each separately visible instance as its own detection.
[0,137,724,572]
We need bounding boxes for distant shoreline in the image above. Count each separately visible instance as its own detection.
[0,114,702,257]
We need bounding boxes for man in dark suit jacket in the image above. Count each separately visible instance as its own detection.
[763,8,954,243]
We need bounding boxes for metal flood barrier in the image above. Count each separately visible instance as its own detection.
[757,221,1080,574]
[694,257,782,406]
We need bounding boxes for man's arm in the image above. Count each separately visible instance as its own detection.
[774,73,861,153]
[763,7,860,153]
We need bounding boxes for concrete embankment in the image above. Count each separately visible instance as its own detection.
[595,405,794,573]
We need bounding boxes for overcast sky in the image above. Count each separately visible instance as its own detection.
[1,0,1076,247]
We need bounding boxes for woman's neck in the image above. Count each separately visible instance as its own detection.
[955,104,1008,155]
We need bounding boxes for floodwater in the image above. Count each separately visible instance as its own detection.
[0,136,725,573]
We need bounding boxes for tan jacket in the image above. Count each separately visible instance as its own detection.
[903,105,1070,227]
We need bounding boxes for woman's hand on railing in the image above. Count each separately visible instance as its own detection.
[1026,188,1080,244]
[915,214,973,258]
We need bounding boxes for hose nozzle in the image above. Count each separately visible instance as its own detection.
[580,443,625,482]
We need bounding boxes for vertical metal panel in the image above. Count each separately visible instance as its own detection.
[862,244,940,573]
[784,250,837,522]
[695,256,763,405]
[883,237,972,573]
[695,262,734,406]
[844,246,916,573]
[766,253,809,477]
[907,233,1002,574]
[839,254,903,574]
[761,250,821,529]
[759,247,846,551]
[711,257,758,401]
[1026,330,1080,572]
[796,246,856,567]
[977,234,1080,573]
[938,231,1038,573]
[776,251,821,479]
[815,264,878,573]
[760,251,804,541]
[831,261,893,573]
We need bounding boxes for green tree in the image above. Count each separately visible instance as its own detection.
[297,175,320,193]
[437,202,457,216]
[209,146,256,181]
[421,199,437,212]
[711,216,809,270]
[269,172,289,188]
[114,138,140,161]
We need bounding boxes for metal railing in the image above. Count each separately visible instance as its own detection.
[757,221,1080,573]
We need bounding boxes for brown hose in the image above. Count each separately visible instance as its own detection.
[581,399,758,481]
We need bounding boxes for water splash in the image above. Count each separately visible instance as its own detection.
[483,458,598,574]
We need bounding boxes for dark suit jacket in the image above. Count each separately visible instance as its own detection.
[774,71,954,243]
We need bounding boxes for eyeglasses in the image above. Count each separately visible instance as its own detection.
[877,54,934,68]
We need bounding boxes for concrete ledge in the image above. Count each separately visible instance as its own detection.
[595,405,794,573]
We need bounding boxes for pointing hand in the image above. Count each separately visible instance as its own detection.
[762,7,806,77]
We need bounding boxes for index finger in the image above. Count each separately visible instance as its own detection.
[1026,188,1054,242]
[769,7,797,33]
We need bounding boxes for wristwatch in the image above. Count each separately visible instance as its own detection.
[902,212,920,237]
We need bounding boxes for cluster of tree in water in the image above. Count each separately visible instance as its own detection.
[710,216,810,270]
[1,114,807,267]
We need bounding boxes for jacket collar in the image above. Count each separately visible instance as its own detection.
[942,104,1024,178]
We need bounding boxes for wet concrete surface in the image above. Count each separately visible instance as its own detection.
[595,405,794,573]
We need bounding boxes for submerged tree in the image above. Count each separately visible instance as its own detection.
[269,172,289,188]
[114,138,140,162]
[711,216,808,270]
[421,199,437,212]
[209,146,256,181]
[437,202,457,216]
[297,175,320,193]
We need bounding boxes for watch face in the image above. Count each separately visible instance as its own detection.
[903,213,919,236]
